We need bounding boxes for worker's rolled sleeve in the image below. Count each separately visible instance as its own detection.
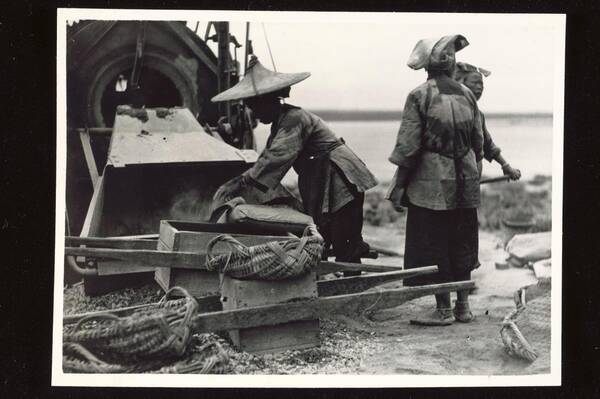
[389,93,423,168]
[245,115,305,190]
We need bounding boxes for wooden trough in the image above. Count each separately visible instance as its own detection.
[154,220,295,298]
[72,106,259,295]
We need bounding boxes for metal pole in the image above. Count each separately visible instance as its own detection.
[216,22,231,122]
[244,22,251,73]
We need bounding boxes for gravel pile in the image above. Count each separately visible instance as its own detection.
[223,318,381,374]
[63,282,164,315]
[63,284,381,374]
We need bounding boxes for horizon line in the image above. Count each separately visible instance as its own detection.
[307,109,553,121]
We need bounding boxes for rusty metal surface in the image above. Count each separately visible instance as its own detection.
[107,107,257,167]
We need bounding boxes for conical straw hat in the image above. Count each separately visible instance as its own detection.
[211,57,310,102]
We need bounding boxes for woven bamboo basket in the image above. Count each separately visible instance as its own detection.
[205,224,324,281]
[501,289,551,362]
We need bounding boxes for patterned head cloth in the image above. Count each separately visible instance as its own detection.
[407,34,469,71]
[454,62,491,82]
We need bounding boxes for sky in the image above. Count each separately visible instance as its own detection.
[187,14,563,113]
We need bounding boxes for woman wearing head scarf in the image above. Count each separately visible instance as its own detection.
[212,56,378,274]
[454,62,522,180]
[386,35,483,325]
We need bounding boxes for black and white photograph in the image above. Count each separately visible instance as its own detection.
[53,9,564,387]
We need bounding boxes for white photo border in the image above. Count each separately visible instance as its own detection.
[53,8,565,388]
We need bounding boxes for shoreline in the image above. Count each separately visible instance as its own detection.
[307,109,553,122]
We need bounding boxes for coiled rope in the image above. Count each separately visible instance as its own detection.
[63,287,229,373]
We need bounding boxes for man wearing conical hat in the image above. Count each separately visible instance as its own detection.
[212,56,378,272]
[454,62,521,181]
[386,35,485,325]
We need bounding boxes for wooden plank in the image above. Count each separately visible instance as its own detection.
[79,128,100,188]
[169,270,222,297]
[89,266,437,310]
[97,260,157,276]
[317,261,404,276]
[174,230,289,252]
[65,236,157,250]
[64,247,208,270]
[118,234,159,240]
[84,127,113,136]
[192,280,475,333]
[221,272,319,354]
[233,320,320,354]
[324,248,379,259]
[62,295,222,325]
[222,272,318,309]
[317,266,438,297]
[154,228,176,292]
[159,220,179,251]
[64,246,409,274]
[80,175,105,239]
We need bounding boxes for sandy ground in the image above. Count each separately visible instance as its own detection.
[355,224,549,375]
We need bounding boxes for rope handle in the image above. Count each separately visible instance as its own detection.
[73,313,120,331]
[160,286,196,304]
[159,286,198,343]
[63,342,112,369]
[206,234,250,261]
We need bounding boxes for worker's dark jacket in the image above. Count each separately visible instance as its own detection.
[244,104,378,219]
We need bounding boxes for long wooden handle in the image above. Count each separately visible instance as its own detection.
[63,265,440,325]
[64,246,409,274]
[64,247,208,270]
[480,175,510,185]
[191,280,476,333]
[317,266,437,297]
[65,280,477,333]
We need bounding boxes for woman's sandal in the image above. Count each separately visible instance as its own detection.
[453,300,474,323]
[409,307,454,326]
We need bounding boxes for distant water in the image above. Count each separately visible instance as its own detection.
[254,115,554,185]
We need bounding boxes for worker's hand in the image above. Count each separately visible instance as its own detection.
[502,164,522,181]
[387,187,406,213]
[213,176,244,204]
[392,203,405,213]
[248,55,259,69]
[217,116,233,137]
